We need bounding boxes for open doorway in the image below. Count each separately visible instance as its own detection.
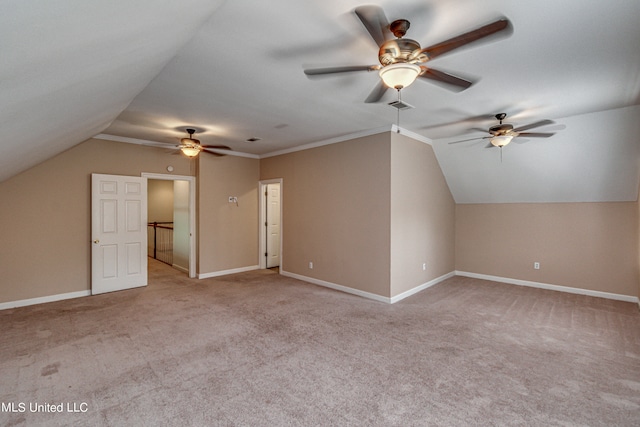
[143,173,196,278]
[259,179,283,270]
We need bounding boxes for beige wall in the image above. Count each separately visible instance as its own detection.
[197,153,260,274]
[390,133,455,297]
[148,179,174,222]
[1,132,636,305]
[0,139,193,303]
[456,202,639,297]
[260,133,392,297]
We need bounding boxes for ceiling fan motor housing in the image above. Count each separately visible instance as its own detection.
[489,123,514,136]
[379,38,421,66]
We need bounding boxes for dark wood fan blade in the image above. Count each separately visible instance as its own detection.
[200,145,231,150]
[354,5,390,47]
[516,132,555,138]
[365,80,389,103]
[419,18,512,61]
[304,65,378,76]
[512,119,555,132]
[448,136,489,144]
[419,67,473,91]
[201,145,231,156]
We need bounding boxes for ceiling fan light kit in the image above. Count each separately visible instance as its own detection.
[180,145,201,157]
[490,134,513,147]
[379,63,421,89]
[180,128,202,157]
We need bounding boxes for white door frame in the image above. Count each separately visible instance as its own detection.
[142,173,196,278]
[259,178,283,269]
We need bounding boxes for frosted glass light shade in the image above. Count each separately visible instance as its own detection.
[379,63,421,89]
[180,145,201,157]
[490,135,514,147]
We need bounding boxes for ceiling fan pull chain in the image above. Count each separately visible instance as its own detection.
[396,89,401,132]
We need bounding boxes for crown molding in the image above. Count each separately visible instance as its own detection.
[94,126,433,160]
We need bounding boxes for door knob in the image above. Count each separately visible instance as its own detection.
[93,239,99,244]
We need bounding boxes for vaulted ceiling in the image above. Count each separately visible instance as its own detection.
[2,0,639,202]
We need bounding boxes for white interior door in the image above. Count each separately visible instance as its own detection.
[92,173,148,295]
[266,183,281,268]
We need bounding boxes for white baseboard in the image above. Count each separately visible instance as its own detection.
[390,271,456,304]
[280,270,391,303]
[456,271,639,304]
[280,270,455,304]
[198,265,259,279]
[0,290,92,311]
[172,264,189,274]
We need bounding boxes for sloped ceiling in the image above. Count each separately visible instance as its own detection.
[0,0,225,182]
[2,0,639,203]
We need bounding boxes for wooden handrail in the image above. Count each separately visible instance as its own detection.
[147,222,174,262]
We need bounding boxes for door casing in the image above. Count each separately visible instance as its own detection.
[142,173,197,278]
[259,179,283,269]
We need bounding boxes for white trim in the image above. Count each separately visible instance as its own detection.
[390,271,455,304]
[259,126,394,158]
[207,148,259,159]
[141,172,194,181]
[172,264,189,274]
[142,173,197,279]
[94,133,170,148]
[280,270,391,303]
[198,265,259,279]
[96,127,434,159]
[456,271,640,303]
[391,125,433,145]
[0,290,91,311]
[280,270,454,304]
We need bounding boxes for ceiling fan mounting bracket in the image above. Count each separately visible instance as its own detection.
[495,113,507,122]
[389,19,410,38]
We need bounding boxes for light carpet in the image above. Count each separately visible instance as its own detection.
[1,259,639,426]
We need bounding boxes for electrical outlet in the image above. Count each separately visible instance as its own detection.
[534,262,540,270]
[309,261,313,269]
[228,196,237,203]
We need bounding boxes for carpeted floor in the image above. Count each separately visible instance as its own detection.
[1,259,639,426]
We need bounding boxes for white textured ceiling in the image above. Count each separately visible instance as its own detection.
[2,0,639,202]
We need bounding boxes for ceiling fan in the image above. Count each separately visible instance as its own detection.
[448,113,556,148]
[178,128,231,158]
[304,5,512,103]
